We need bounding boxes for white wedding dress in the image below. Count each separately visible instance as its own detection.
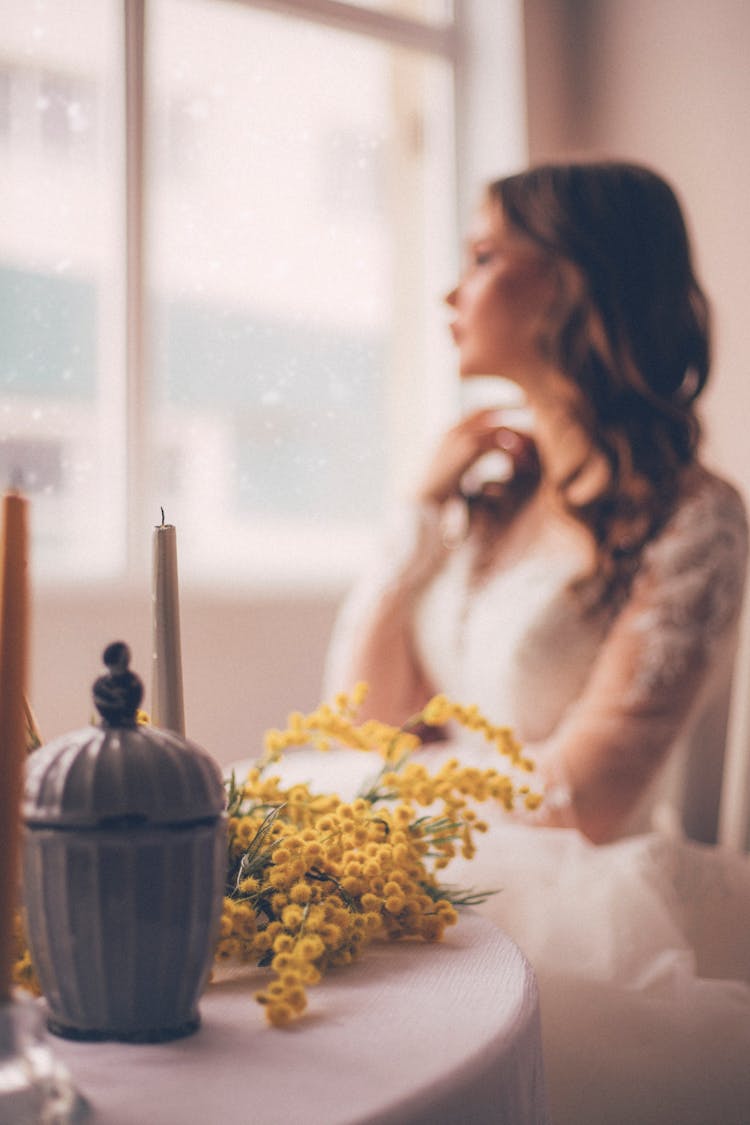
[323,467,750,1125]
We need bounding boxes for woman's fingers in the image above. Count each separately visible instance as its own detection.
[430,412,511,497]
[493,426,540,477]
[417,410,539,504]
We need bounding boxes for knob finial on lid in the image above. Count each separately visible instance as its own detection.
[93,642,144,727]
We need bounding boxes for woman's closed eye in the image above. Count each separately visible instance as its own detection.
[472,246,495,266]
[464,237,498,268]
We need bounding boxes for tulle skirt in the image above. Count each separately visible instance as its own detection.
[445,822,750,1125]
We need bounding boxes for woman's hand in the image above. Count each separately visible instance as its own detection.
[416,408,539,506]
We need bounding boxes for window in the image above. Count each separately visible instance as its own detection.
[0,2,125,580]
[0,0,525,590]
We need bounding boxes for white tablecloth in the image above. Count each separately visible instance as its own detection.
[50,911,548,1124]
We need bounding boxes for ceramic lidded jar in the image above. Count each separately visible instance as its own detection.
[22,643,227,1042]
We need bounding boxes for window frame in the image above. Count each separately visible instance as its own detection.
[124,0,528,585]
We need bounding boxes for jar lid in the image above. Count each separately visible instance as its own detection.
[24,643,225,828]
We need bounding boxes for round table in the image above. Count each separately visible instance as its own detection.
[49,910,548,1124]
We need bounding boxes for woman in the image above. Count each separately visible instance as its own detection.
[325,161,750,1122]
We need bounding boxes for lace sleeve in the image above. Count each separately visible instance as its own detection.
[624,476,748,704]
[523,474,748,840]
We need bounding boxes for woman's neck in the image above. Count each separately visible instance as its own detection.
[523,387,607,505]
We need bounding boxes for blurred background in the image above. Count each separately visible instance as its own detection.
[2,0,749,776]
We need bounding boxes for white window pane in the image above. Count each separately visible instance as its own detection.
[0,2,126,582]
[147,0,456,587]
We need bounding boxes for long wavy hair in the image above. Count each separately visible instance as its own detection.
[488,160,711,608]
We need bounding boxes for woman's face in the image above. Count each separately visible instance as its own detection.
[446,200,558,384]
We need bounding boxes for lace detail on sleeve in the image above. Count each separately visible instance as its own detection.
[624,475,748,705]
[503,741,578,828]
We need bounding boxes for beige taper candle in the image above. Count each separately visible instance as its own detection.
[0,491,29,1001]
[151,513,185,736]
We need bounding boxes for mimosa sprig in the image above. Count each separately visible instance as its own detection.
[218,685,541,1026]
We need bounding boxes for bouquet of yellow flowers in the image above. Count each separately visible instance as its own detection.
[217,685,540,1026]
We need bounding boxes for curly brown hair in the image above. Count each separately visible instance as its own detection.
[488,160,710,607]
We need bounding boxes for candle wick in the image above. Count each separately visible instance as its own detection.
[160,507,165,527]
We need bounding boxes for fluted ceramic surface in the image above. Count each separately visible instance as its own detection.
[24,724,225,827]
[23,819,227,1040]
[22,645,228,1041]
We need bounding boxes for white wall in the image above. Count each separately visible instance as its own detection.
[31,585,341,768]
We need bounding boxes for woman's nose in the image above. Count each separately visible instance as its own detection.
[445,286,458,308]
